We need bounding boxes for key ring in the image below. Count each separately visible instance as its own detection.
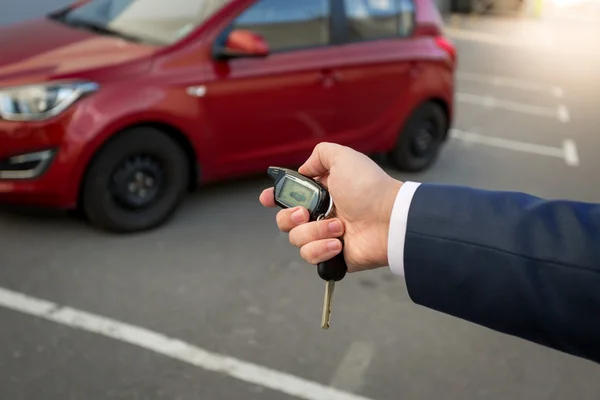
[317,196,343,247]
[317,196,334,221]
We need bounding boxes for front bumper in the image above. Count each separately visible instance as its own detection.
[0,114,80,208]
[0,149,56,180]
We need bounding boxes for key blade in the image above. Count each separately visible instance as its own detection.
[321,280,335,329]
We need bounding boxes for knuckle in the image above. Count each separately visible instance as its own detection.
[290,222,321,248]
[314,221,327,239]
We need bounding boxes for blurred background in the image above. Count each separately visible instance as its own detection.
[1,0,600,399]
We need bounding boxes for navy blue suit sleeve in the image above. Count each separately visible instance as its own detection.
[404,183,600,363]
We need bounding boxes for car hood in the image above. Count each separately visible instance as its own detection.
[0,18,156,86]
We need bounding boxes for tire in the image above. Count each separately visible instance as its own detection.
[388,102,448,172]
[81,127,190,233]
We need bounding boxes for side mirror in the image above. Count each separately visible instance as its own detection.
[215,29,269,60]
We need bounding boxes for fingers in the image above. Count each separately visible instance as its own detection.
[287,217,345,265]
[300,239,343,265]
[259,188,276,208]
[262,189,341,240]
[289,218,344,248]
[262,181,345,265]
[315,173,329,189]
[275,207,310,232]
[260,189,310,232]
[298,142,345,178]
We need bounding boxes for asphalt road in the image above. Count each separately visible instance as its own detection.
[2,6,600,400]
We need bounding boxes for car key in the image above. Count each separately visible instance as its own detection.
[267,166,347,329]
[322,280,335,329]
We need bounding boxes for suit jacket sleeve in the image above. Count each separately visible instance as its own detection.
[403,183,600,363]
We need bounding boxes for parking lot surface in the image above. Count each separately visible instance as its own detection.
[2,7,600,400]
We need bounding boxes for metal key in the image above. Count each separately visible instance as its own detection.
[316,214,347,330]
[321,280,335,329]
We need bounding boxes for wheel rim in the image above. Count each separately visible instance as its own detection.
[109,155,165,210]
[410,120,437,158]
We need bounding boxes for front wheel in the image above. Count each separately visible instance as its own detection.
[388,102,448,172]
[81,127,190,233]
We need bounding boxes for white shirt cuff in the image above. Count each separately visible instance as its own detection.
[387,181,422,277]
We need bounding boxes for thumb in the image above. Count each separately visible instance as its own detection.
[299,142,344,178]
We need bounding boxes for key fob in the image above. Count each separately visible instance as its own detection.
[267,166,347,282]
[318,252,347,282]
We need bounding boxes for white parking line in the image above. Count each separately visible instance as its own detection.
[553,87,565,98]
[0,287,375,400]
[450,129,580,167]
[457,72,564,98]
[557,105,571,123]
[330,341,376,393]
[563,139,580,167]
[444,27,553,49]
[456,93,570,123]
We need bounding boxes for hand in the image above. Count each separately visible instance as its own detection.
[259,142,403,273]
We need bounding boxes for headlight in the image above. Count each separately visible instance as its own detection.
[0,81,99,121]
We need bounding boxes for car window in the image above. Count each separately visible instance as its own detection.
[231,0,331,52]
[344,0,415,42]
[59,0,231,45]
[396,0,416,36]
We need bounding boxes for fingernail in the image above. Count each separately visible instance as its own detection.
[328,220,342,233]
[327,240,341,252]
[292,208,305,224]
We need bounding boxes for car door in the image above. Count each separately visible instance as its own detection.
[201,0,346,175]
[333,0,419,150]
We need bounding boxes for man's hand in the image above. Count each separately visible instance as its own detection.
[259,142,403,272]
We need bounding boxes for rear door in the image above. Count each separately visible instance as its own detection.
[333,0,420,151]
[202,0,347,175]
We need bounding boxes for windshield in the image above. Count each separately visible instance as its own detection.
[57,0,230,45]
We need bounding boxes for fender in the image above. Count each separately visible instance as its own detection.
[405,63,454,133]
[61,85,215,204]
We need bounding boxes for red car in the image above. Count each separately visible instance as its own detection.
[0,0,455,232]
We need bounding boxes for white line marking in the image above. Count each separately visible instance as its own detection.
[548,13,600,24]
[552,0,594,8]
[557,105,571,123]
[330,341,376,393]
[444,27,553,49]
[450,129,579,167]
[456,72,564,98]
[553,87,564,98]
[0,287,375,400]
[456,93,569,122]
[563,139,580,167]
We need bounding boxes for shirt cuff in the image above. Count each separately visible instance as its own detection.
[387,181,422,277]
